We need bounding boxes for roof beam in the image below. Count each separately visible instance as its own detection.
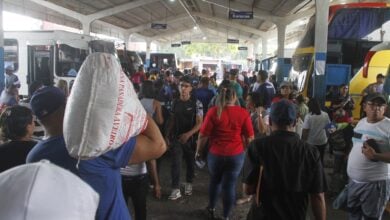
[151,26,194,40]
[126,13,190,33]
[160,0,176,15]
[157,23,255,43]
[86,0,160,21]
[29,0,85,21]
[28,0,147,40]
[201,0,283,24]
[200,25,254,42]
[283,8,314,24]
[192,12,265,37]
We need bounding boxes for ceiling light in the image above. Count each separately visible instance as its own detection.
[169,0,175,2]
[202,36,207,40]
[193,26,198,30]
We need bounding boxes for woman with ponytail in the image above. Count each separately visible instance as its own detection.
[196,85,254,220]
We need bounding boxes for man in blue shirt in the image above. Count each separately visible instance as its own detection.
[255,70,275,109]
[27,86,166,220]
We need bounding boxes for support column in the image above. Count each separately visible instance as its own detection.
[81,19,92,35]
[276,23,286,58]
[276,23,286,83]
[145,39,152,70]
[261,37,267,60]
[253,40,260,60]
[0,0,4,93]
[313,0,329,104]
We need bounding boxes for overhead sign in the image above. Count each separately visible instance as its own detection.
[229,10,253,19]
[227,38,239,44]
[171,43,181,47]
[151,23,167,29]
[181,41,191,45]
[238,46,248,50]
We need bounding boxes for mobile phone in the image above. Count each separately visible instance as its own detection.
[364,139,380,162]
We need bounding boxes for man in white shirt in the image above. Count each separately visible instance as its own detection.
[347,93,390,220]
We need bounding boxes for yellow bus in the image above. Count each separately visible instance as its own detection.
[289,2,390,120]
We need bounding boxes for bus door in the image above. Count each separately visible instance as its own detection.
[27,45,54,90]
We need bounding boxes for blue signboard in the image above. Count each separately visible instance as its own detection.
[227,39,239,44]
[238,46,248,50]
[171,43,181,47]
[229,11,253,19]
[181,41,191,45]
[151,23,167,29]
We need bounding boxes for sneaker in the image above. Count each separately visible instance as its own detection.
[206,207,215,220]
[236,195,253,205]
[168,189,181,200]
[184,183,192,195]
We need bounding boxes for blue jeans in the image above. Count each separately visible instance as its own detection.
[207,152,245,218]
[170,140,195,188]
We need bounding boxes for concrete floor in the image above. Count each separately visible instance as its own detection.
[129,151,389,220]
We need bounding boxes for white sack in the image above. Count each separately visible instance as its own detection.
[64,53,147,159]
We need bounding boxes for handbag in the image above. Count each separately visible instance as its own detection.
[247,166,266,220]
[332,185,348,211]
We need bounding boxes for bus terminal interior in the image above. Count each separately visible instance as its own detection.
[0,0,390,219]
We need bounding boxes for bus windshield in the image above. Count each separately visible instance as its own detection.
[290,53,313,92]
[56,44,87,77]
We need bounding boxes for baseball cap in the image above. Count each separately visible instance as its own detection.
[180,75,193,86]
[30,86,66,120]
[279,81,292,89]
[377,73,385,79]
[229,69,239,76]
[270,99,297,126]
[0,160,99,220]
[363,93,387,104]
[5,64,14,71]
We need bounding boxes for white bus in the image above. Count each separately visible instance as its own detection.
[4,30,115,97]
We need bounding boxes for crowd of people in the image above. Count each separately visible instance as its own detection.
[0,56,389,220]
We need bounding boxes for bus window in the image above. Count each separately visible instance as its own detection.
[117,50,143,76]
[28,45,54,86]
[4,39,18,71]
[56,44,87,77]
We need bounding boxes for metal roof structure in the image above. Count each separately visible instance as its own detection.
[3,0,319,44]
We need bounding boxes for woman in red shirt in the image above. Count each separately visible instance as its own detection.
[196,85,254,220]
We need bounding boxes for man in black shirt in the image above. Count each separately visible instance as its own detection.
[244,100,327,220]
[165,75,203,200]
[0,106,36,172]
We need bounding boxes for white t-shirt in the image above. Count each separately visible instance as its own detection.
[347,117,390,182]
[302,111,330,145]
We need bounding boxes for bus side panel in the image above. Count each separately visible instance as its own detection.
[349,50,390,120]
